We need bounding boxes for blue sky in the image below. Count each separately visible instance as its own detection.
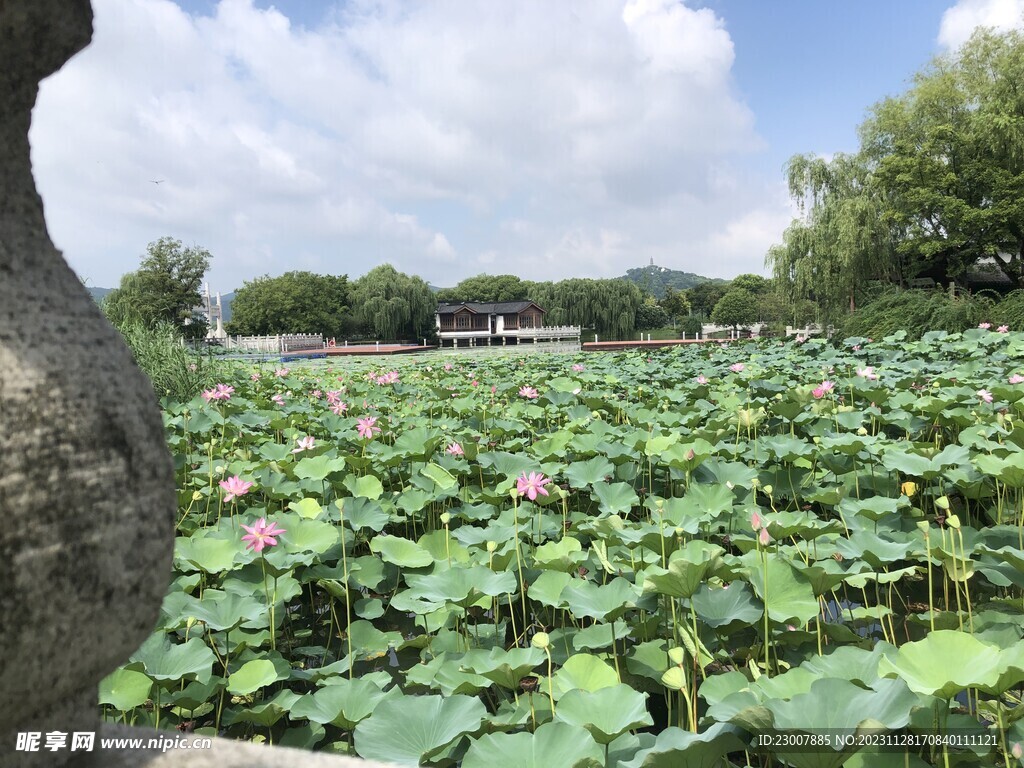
[29,0,1024,292]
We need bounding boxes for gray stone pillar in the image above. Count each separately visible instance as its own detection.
[0,3,176,765]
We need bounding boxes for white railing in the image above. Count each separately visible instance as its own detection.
[438,325,581,339]
[223,334,324,353]
[785,324,833,338]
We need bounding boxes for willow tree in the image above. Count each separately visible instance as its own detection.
[350,264,435,340]
[436,274,528,303]
[767,152,899,322]
[863,27,1024,287]
[525,278,642,338]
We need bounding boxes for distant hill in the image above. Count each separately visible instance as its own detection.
[621,264,726,299]
[87,286,113,303]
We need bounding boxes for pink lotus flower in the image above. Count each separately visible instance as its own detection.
[271,393,286,406]
[250,372,262,381]
[978,389,994,403]
[1010,374,1024,385]
[750,511,763,530]
[444,363,452,371]
[572,364,585,372]
[979,322,992,330]
[330,401,348,415]
[274,367,290,377]
[516,471,551,501]
[446,442,464,457]
[241,517,286,553]
[491,385,497,394]
[696,375,708,384]
[998,325,1010,333]
[812,380,835,399]
[326,390,343,405]
[471,380,479,387]
[729,363,745,373]
[220,475,254,502]
[292,435,316,453]
[311,389,322,399]
[857,367,878,380]
[202,383,235,402]
[356,415,381,439]
[376,371,400,385]
[519,386,539,399]
[852,345,861,351]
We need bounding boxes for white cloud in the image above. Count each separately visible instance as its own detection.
[30,0,773,290]
[939,0,1024,49]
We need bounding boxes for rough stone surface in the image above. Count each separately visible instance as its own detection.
[0,2,176,765]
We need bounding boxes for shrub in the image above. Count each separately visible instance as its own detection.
[839,288,992,340]
[117,321,224,401]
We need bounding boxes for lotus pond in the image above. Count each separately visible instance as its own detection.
[100,329,1024,767]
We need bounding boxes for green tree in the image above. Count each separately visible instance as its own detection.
[862,28,1024,287]
[227,271,351,338]
[102,237,211,338]
[351,264,436,340]
[686,281,726,319]
[659,287,691,322]
[525,278,643,339]
[635,299,670,331]
[730,273,771,295]
[436,274,528,303]
[711,288,758,329]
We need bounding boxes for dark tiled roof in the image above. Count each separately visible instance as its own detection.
[436,301,544,314]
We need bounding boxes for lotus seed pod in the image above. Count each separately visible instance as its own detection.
[486,540,498,553]
[531,632,550,649]
[916,520,930,534]
[857,426,868,435]
[191,491,203,501]
[763,484,773,496]
[439,512,451,526]
[946,514,961,529]
[667,646,685,665]
[934,495,950,511]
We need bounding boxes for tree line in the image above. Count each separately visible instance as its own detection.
[769,27,1024,323]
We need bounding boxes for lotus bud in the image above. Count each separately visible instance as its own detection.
[531,632,550,649]
[486,540,498,553]
[685,448,695,461]
[439,512,451,526]
[946,514,960,529]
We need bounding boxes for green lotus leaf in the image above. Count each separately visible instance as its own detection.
[529,570,573,608]
[405,653,492,696]
[591,481,640,515]
[560,576,639,622]
[642,540,723,599]
[877,630,1003,699]
[691,582,763,629]
[175,589,267,632]
[405,565,516,606]
[565,457,615,489]
[744,553,820,624]
[551,654,620,700]
[293,454,346,481]
[369,534,434,568]
[573,619,631,651]
[555,684,653,744]
[337,497,390,532]
[174,536,238,574]
[345,619,403,662]
[459,646,546,690]
[289,677,396,729]
[288,497,324,519]
[619,722,748,768]
[130,632,217,683]
[227,658,286,695]
[421,462,458,490]
[354,693,487,766]
[98,667,153,711]
[462,722,602,768]
[221,689,298,727]
[344,473,385,500]
[533,536,585,571]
